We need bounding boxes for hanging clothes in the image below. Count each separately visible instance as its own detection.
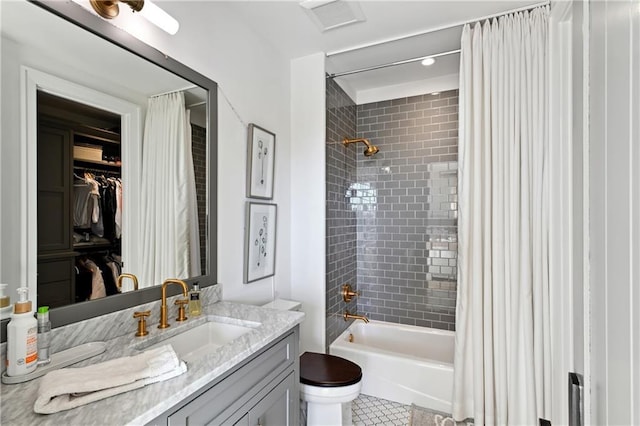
[100,177,118,242]
[72,172,121,244]
[73,175,99,228]
[77,258,106,300]
[113,178,123,239]
[105,255,122,289]
[93,257,118,296]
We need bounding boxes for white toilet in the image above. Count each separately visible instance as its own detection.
[262,299,363,426]
[300,351,362,426]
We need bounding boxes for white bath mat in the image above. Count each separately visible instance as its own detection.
[408,404,473,426]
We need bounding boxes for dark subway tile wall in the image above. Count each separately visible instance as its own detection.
[355,90,459,331]
[325,78,359,350]
[192,124,207,273]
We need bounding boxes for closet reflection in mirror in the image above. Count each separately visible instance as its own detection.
[0,0,211,312]
[36,88,208,308]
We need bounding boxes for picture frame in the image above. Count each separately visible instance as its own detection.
[243,202,277,283]
[246,123,276,199]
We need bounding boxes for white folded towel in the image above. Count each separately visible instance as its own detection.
[34,344,187,414]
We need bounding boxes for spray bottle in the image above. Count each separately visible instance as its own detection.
[37,306,52,365]
[6,287,38,376]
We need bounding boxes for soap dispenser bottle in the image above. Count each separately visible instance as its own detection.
[6,287,38,376]
[188,283,202,316]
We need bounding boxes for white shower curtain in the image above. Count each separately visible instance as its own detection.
[452,7,550,425]
[139,92,201,288]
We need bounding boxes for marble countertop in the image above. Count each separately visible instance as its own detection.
[0,301,304,425]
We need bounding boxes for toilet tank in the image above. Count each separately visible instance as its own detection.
[261,299,302,311]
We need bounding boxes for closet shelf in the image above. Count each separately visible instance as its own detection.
[74,158,121,169]
[75,131,120,146]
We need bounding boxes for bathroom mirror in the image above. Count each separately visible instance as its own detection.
[0,0,218,330]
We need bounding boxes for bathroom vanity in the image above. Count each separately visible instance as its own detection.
[149,328,298,425]
[0,289,304,426]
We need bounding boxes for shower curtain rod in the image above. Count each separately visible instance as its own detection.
[187,100,206,108]
[325,0,550,58]
[328,48,460,79]
[150,84,198,98]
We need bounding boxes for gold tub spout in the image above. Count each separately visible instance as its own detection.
[343,310,369,323]
[158,279,189,329]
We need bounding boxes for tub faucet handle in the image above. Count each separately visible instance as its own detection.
[341,283,359,303]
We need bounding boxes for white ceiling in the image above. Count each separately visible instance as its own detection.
[3,1,545,106]
[220,1,542,101]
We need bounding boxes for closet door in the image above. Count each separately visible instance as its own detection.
[37,123,72,252]
[37,122,75,307]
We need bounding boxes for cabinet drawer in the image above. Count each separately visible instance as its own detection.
[37,256,75,308]
[166,332,295,426]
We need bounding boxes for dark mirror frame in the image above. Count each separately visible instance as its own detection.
[0,0,218,340]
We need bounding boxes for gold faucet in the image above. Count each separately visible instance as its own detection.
[117,273,139,292]
[158,279,189,329]
[343,310,369,323]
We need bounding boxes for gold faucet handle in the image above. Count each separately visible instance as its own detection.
[341,283,360,303]
[175,299,188,322]
[133,310,151,337]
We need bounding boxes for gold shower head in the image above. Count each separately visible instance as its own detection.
[343,137,380,157]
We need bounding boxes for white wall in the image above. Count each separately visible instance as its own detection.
[290,53,327,354]
[549,0,595,422]
[139,2,293,305]
[588,0,640,424]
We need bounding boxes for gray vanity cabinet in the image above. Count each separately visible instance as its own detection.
[148,327,299,426]
[226,371,295,426]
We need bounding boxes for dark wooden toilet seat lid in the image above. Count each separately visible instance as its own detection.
[300,352,362,387]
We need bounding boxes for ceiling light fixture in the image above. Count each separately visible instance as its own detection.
[89,0,179,35]
[421,57,436,67]
[299,0,366,32]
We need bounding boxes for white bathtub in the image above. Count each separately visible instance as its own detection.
[329,320,454,413]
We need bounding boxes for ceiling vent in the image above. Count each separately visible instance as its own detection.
[299,0,366,32]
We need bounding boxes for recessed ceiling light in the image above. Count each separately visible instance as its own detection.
[421,57,436,67]
[431,92,440,96]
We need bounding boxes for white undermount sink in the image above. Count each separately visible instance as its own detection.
[139,320,255,362]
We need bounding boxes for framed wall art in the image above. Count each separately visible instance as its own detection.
[243,202,277,283]
[246,123,275,199]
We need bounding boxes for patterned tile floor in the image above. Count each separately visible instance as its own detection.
[352,394,411,426]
